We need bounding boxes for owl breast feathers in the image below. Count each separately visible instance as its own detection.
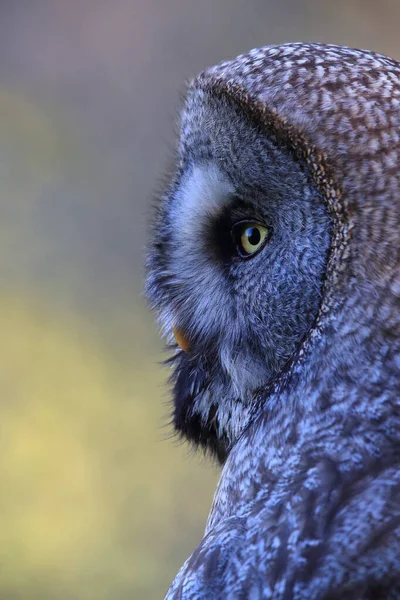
[145,43,400,599]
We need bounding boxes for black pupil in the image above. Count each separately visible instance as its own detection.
[246,227,261,246]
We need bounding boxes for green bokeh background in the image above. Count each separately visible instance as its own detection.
[1,2,399,598]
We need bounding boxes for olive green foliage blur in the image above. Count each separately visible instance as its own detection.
[0,90,217,600]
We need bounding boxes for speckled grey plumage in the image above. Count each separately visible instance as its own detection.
[146,43,400,599]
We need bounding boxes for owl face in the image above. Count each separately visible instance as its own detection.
[146,88,332,462]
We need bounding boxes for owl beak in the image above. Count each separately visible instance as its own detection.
[172,325,191,352]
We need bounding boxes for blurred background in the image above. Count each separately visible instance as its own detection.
[1,1,400,598]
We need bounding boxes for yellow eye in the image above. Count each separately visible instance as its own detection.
[233,222,269,257]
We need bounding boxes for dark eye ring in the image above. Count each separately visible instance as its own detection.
[231,221,270,259]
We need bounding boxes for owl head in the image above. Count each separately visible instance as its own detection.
[146,80,335,462]
[146,43,399,463]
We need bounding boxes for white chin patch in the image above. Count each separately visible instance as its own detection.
[173,163,235,239]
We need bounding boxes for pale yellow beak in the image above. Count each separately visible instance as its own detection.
[172,326,191,352]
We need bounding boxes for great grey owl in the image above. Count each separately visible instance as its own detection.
[145,43,400,599]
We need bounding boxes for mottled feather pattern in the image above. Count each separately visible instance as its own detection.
[146,43,400,599]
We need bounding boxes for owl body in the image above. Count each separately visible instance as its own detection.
[146,44,400,598]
